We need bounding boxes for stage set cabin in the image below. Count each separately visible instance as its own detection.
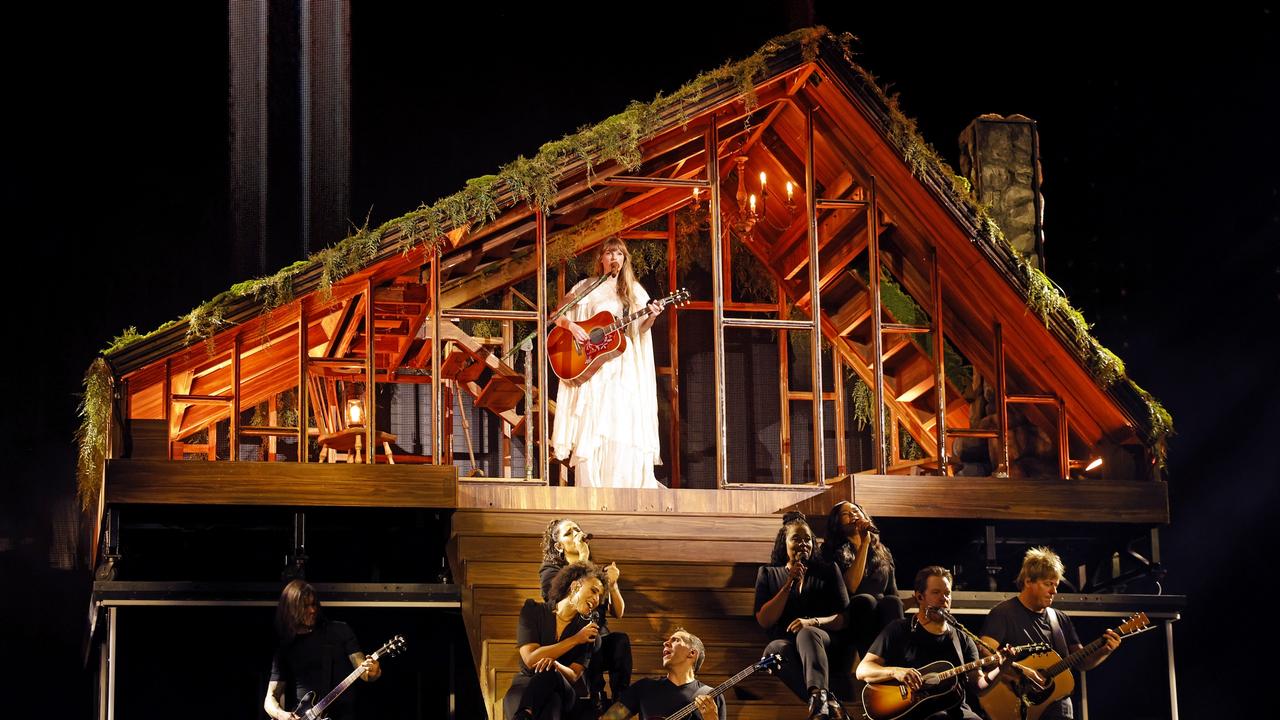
[82,30,1179,720]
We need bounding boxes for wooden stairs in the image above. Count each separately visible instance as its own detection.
[449,507,855,720]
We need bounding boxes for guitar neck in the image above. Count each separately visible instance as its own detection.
[664,665,758,720]
[1044,633,1112,677]
[607,294,679,334]
[311,650,379,717]
[932,652,1003,681]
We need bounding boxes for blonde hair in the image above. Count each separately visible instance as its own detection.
[1016,546,1065,588]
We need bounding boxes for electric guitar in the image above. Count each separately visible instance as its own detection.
[862,642,1050,720]
[289,635,407,720]
[653,653,782,720]
[980,612,1149,720]
[548,288,690,384]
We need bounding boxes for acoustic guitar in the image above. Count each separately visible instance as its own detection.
[548,288,690,384]
[862,642,1050,720]
[980,612,1149,720]
[288,635,406,720]
[653,653,782,720]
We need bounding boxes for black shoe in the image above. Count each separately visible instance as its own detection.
[808,689,832,719]
[826,694,847,720]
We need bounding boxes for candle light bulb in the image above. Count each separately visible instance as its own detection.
[749,193,757,213]
[759,171,767,189]
[785,181,794,200]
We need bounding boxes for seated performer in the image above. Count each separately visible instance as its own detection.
[754,512,849,719]
[506,562,606,720]
[857,566,1005,720]
[820,500,903,696]
[980,547,1121,720]
[264,579,381,720]
[550,237,664,489]
[601,628,725,720]
[538,518,632,710]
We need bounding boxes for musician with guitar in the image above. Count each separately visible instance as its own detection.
[549,237,667,489]
[979,547,1122,720]
[857,566,1008,720]
[264,579,381,720]
[601,628,726,720]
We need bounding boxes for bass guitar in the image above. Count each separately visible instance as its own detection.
[289,634,407,720]
[653,653,781,719]
[548,288,690,384]
[980,612,1149,720]
[862,642,1050,720]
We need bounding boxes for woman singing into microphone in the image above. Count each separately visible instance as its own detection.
[506,562,606,720]
[550,237,664,489]
[754,512,849,719]
[821,501,903,682]
[539,518,631,711]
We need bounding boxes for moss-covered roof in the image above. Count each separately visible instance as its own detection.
[80,27,1171,508]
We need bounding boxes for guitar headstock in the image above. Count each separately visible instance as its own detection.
[1116,612,1150,637]
[1006,642,1053,661]
[372,634,407,661]
[667,288,691,308]
[755,653,783,675]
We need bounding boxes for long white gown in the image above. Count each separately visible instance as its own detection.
[550,278,663,489]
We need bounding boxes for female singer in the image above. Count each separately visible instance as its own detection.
[539,518,631,709]
[506,562,606,720]
[550,237,664,488]
[821,502,902,651]
[754,512,849,719]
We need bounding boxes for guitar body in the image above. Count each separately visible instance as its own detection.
[980,652,1071,720]
[862,661,963,720]
[291,690,323,720]
[547,310,627,385]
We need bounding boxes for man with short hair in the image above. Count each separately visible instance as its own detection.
[601,628,725,720]
[981,547,1120,720]
[857,566,1005,720]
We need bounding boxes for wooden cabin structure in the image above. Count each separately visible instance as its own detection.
[84,30,1178,720]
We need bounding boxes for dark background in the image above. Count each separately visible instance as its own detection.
[3,1,1276,717]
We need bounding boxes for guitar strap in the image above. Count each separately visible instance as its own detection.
[1045,608,1069,657]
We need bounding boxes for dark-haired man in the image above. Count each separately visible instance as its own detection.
[601,628,725,720]
[857,566,1004,720]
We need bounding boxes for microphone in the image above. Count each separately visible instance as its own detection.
[582,533,594,543]
[608,260,620,277]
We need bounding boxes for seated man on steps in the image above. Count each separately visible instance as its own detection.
[600,628,725,720]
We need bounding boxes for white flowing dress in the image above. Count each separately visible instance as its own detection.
[550,278,663,489]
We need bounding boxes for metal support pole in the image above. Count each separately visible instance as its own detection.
[365,279,376,463]
[868,176,886,474]
[286,511,308,579]
[106,606,117,720]
[1057,398,1069,479]
[431,247,443,465]
[1080,670,1089,720]
[994,322,1010,477]
[805,105,825,485]
[930,247,948,475]
[1165,620,1180,720]
[535,209,550,483]
[666,210,682,488]
[297,309,309,462]
[523,340,534,482]
[707,116,727,488]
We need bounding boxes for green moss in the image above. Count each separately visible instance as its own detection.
[848,375,873,431]
[75,358,113,510]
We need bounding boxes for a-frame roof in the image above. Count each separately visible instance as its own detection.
[89,28,1171,487]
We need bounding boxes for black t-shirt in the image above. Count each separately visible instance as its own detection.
[270,621,361,718]
[753,563,850,640]
[981,598,1082,719]
[516,598,596,675]
[825,542,899,598]
[619,676,726,720]
[867,617,981,718]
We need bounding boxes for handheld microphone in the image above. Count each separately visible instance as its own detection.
[582,533,594,543]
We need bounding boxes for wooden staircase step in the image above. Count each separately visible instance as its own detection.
[471,585,756,617]
[482,614,764,647]
[440,348,488,383]
[485,640,775,676]
[457,560,763,590]
[451,510,786,539]
[456,535,773,566]
[493,669,799,705]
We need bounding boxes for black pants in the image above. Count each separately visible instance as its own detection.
[587,631,632,701]
[504,669,577,720]
[847,593,904,654]
[765,626,833,701]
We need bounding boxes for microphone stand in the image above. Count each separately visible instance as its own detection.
[503,271,616,363]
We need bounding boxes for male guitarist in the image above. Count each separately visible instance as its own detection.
[601,628,725,720]
[980,547,1120,720]
[264,580,380,720]
[857,566,1007,719]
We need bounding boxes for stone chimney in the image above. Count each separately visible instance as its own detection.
[958,114,1045,270]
